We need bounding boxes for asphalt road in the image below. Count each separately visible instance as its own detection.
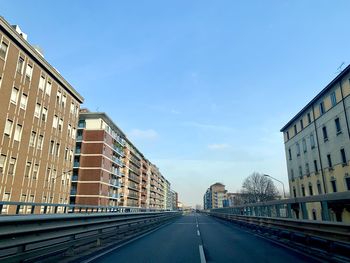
[91,213,319,263]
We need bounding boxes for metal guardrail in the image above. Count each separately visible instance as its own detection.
[0,210,181,262]
[0,201,168,215]
[207,210,350,261]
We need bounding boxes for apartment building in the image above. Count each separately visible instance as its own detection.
[203,182,227,209]
[171,190,178,210]
[118,141,142,207]
[70,111,125,206]
[281,65,350,221]
[0,17,84,212]
[149,164,165,209]
[163,179,172,210]
[140,158,151,208]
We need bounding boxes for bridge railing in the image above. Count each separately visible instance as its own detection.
[0,201,169,215]
[209,191,350,222]
[0,210,181,262]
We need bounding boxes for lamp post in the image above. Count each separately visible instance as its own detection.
[263,174,286,199]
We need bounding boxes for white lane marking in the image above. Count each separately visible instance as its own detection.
[197,230,200,236]
[196,224,199,228]
[199,245,206,263]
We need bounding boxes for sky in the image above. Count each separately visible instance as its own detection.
[3,1,350,207]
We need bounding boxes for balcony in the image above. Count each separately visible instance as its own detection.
[109,193,119,199]
[113,145,124,157]
[73,162,80,168]
[70,189,77,195]
[115,136,125,146]
[112,156,124,167]
[72,175,78,181]
[110,179,120,187]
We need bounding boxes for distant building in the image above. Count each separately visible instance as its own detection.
[0,17,84,213]
[203,182,227,209]
[171,190,178,210]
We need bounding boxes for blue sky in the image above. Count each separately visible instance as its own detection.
[3,1,350,206]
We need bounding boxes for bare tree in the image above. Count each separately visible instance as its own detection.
[241,172,279,203]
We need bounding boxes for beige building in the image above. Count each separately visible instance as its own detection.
[0,17,84,212]
[281,65,350,221]
[203,182,227,209]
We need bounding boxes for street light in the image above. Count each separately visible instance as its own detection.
[263,174,286,199]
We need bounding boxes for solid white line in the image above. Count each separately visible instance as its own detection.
[199,245,206,263]
[197,230,200,236]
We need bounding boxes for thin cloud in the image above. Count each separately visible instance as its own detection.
[208,143,230,150]
[129,129,158,141]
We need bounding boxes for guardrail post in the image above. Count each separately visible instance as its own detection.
[267,206,272,217]
[300,202,308,219]
[275,205,281,217]
[321,201,330,221]
[286,204,292,218]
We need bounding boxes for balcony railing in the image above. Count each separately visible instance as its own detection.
[70,189,77,195]
[113,146,124,157]
[73,162,80,167]
[112,156,124,167]
[72,175,78,181]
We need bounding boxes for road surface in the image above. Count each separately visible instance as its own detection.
[91,213,319,263]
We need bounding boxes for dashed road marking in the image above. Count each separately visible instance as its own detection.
[199,245,206,263]
[197,230,200,236]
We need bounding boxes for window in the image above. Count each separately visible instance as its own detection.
[70,103,75,114]
[0,42,8,59]
[4,119,13,136]
[305,163,310,175]
[53,115,58,128]
[72,128,76,139]
[286,131,289,140]
[317,181,322,194]
[291,169,294,181]
[25,162,31,178]
[29,131,36,147]
[20,94,28,109]
[330,91,336,107]
[331,179,337,192]
[33,164,39,179]
[8,158,16,175]
[345,177,350,191]
[37,135,43,150]
[299,165,302,177]
[293,187,296,197]
[55,143,60,157]
[340,148,347,165]
[62,95,67,108]
[56,91,61,105]
[310,133,315,149]
[50,140,55,155]
[17,57,24,74]
[42,108,48,122]
[301,185,305,196]
[46,81,52,96]
[58,119,63,131]
[327,154,332,168]
[322,126,328,141]
[64,148,68,160]
[14,124,22,141]
[39,75,45,90]
[308,184,313,196]
[319,101,325,115]
[25,64,33,80]
[296,142,300,156]
[300,119,304,129]
[335,118,341,134]
[11,87,19,104]
[0,154,6,174]
[294,124,297,134]
[288,148,292,160]
[34,103,41,117]
[302,138,307,153]
[307,113,311,124]
[314,160,318,173]
[68,124,72,137]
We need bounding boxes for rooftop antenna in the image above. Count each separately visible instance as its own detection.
[336,62,345,74]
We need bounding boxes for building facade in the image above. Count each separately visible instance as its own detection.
[0,17,83,213]
[203,182,227,209]
[281,65,350,221]
[70,111,124,206]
